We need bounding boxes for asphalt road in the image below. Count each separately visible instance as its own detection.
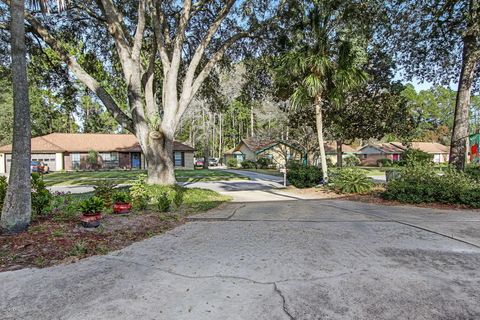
[1,199,480,319]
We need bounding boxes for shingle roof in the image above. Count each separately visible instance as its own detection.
[357,142,449,154]
[323,141,357,154]
[0,133,194,153]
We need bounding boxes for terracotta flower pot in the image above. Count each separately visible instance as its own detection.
[113,202,132,214]
[80,212,102,228]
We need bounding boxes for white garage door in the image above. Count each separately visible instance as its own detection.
[5,153,57,174]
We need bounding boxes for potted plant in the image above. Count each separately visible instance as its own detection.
[79,196,104,228]
[112,191,132,214]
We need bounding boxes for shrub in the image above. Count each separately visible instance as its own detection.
[79,196,104,214]
[329,168,374,194]
[112,191,131,204]
[287,165,323,188]
[402,149,433,166]
[241,160,257,169]
[31,173,53,219]
[227,158,238,168]
[156,192,171,212]
[172,185,185,208]
[256,157,272,169]
[49,192,79,221]
[93,180,116,208]
[326,158,334,167]
[465,165,480,182]
[377,158,393,167]
[344,155,360,167]
[0,176,7,210]
[86,150,99,169]
[382,165,478,205]
[129,174,150,210]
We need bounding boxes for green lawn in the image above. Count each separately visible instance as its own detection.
[43,169,248,186]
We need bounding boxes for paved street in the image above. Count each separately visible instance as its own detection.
[1,199,480,319]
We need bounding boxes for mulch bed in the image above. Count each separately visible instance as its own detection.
[0,212,184,272]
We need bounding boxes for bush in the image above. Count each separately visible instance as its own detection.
[79,196,104,214]
[129,174,150,210]
[241,160,257,169]
[382,165,479,206]
[227,158,238,168]
[0,176,7,210]
[172,185,185,208]
[402,149,433,166]
[93,180,116,208]
[377,158,393,167]
[112,191,131,204]
[49,192,79,221]
[31,173,53,219]
[86,150,99,169]
[329,168,374,194]
[465,165,480,182]
[155,192,171,212]
[344,155,360,167]
[256,157,272,169]
[287,165,323,188]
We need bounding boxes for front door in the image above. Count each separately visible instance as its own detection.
[131,153,141,169]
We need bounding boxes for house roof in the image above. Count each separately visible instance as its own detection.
[323,141,357,154]
[0,133,195,153]
[238,138,277,153]
[224,148,236,155]
[357,142,449,154]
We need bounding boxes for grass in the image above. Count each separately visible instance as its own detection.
[42,169,248,186]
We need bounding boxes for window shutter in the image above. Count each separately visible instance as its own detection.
[181,152,185,167]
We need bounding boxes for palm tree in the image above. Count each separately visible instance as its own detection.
[1,0,66,234]
[277,0,368,182]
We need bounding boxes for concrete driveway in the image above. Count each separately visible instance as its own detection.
[1,199,480,319]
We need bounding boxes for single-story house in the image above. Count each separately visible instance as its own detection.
[0,133,195,173]
[356,142,449,165]
[224,138,305,168]
[313,141,357,166]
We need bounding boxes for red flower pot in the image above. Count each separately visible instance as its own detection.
[113,202,132,214]
[80,212,102,228]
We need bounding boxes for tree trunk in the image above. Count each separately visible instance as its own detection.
[449,35,478,170]
[1,0,32,234]
[315,97,328,182]
[250,105,254,137]
[138,128,176,185]
[202,107,209,169]
[336,140,343,168]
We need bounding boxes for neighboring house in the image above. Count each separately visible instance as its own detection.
[319,141,357,165]
[0,133,195,174]
[356,142,450,165]
[224,138,305,167]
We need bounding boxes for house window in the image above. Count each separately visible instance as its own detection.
[362,154,368,159]
[71,153,81,169]
[174,152,184,167]
[100,152,119,168]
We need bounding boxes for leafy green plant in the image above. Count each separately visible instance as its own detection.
[382,165,479,206]
[79,196,104,215]
[69,240,88,256]
[172,185,185,208]
[156,192,171,212]
[93,180,116,207]
[401,149,433,166]
[112,191,131,204]
[86,150,99,169]
[376,158,393,167]
[31,173,53,219]
[227,158,238,168]
[129,174,150,210]
[256,157,272,169]
[241,160,257,169]
[344,155,360,167]
[465,165,480,182]
[49,191,80,221]
[0,176,7,210]
[329,168,374,194]
[287,165,323,188]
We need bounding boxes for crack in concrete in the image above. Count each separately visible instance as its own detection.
[273,282,296,320]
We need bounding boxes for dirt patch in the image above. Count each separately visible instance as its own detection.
[0,212,183,272]
[282,186,347,199]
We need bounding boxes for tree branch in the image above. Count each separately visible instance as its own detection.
[181,0,235,99]
[132,0,146,60]
[150,0,171,71]
[25,12,134,132]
